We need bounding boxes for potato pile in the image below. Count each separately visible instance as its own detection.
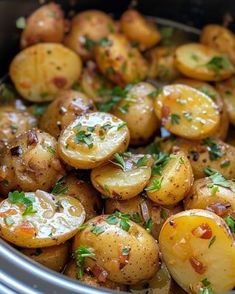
[0,2,235,293]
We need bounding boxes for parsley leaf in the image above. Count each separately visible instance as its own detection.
[8,191,36,216]
[171,113,180,125]
[208,236,216,248]
[106,212,131,232]
[75,131,94,149]
[122,246,131,256]
[83,37,96,51]
[75,246,95,278]
[131,212,142,224]
[199,278,214,294]
[205,55,234,73]
[136,155,148,168]
[144,218,154,233]
[203,138,223,160]
[183,111,192,121]
[159,27,174,46]
[209,172,230,188]
[47,146,56,155]
[90,225,106,235]
[152,152,170,175]
[119,103,130,114]
[51,177,68,195]
[117,121,127,130]
[98,37,112,47]
[224,215,235,233]
[111,153,126,171]
[145,176,163,192]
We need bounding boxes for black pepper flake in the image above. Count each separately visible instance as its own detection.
[189,150,200,161]
[10,146,23,156]
[169,220,175,226]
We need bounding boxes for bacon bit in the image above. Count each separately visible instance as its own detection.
[14,222,36,236]
[119,246,130,270]
[91,264,108,283]
[192,223,212,239]
[19,81,31,89]
[0,209,17,218]
[161,105,170,124]
[52,76,67,88]
[189,256,207,274]
[206,202,231,217]
[27,130,38,145]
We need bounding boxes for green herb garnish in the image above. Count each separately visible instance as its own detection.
[51,177,68,195]
[90,225,106,236]
[16,17,26,29]
[75,246,95,278]
[170,113,180,125]
[224,215,235,233]
[83,37,96,51]
[152,152,170,175]
[145,177,163,192]
[106,212,131,232]
[205,56,234,73]
[199,278,214,294]
[8,191,36,216]
[47,146,56,155]
[111,153,126,171]
[203,138,223,160]
[183,111,192,121]
[75,131,94,149]
[144,218,154,233]
[117,121,127,130]
[131,212,142,224]
[208,236,216,248]
[136,155,148,168]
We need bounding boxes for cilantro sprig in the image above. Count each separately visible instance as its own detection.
[106,212,131,232]
[8,191,36,216]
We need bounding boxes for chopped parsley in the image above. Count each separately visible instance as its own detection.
[144,218,154,233]
[122,246,131,256]
[198,86,216,100]
[106,212,131,232]
[205,56,234,73]
[75,131,94,149]
[119,103,130,114]
[203,138,223,160]
[148,88,162,98]
[159,27,174,46]
[78,224,89,231]
[136,155,148,168]
[199,278,214,294]
[152,152,170,175]
[31,104,48,117]
[75,246,95,278]
[208,236,216,248]
[170,113,180,125]
[0,84,16,104]
[101,124,112,131]
[160,208,168,220]
[22,205,37,216]
[98,37,112,47]
[117,121,127,130]
[47,146,56,155]
[220,160,230,168]
[145,176,163,192]
[224,215,235,233]
[111,153,126,171]
[206,170,230,195]
[8,191,36,216]
[51,177,68,195]
[183,111,193,121]
[83,37,96,51]
[16,16,26,29]
[90,225,106,236]
[131,212,142,224]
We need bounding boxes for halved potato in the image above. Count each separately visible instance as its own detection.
[0,190,85,248]
[21,242,69,272]
[175,43,234,81]
[154,84,220,140]
[58,112,130,169]
[159,209,235,293]
[146,151,193,206]
[10,43,82,102]
[91,154,152,200]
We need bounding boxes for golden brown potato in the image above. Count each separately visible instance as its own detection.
[120,9,161,50]
[184,177,235,217]
[175,78,229,141]
[154,84,220,140]
[58,112,130,169]
[59,174,102,221]
[91,154,152,200]
[20,3,66,48]
[64,10,116,60]
[200,24,235,65]
[39,90,95,138]
[146,151,193,206]
[159,137,235,179]
[0,129,65,195]
[10,43,82,102]
[147,46,180,81]
[175,43,235,81]
[94,33,147,86]
[0,106,37,150]
[159,209,235,293]
[112,82,160,145]
[21,242,69,272]
[73,215,159,284]
[64,260,127,291]
[216,76,235,126]
[0,190,85,248]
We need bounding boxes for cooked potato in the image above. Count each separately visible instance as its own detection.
[200,24,235,65]
[147,46,180,81]
[20,3,66,48]
[39,90,95,138]
[58,112,130,169]
[112,82,160,145]
[59,174,102,220]
[159,209,235,293]
[21,242,69,272]
[73,215,159,284]
[120,9,161,50]
[184,177,235,217]
[0,106,37,150]
[159,137,235,179]
[146,151,193,206]
[0,129,65,195]
[175,79,229,141]
[216,76,235,125]
[64,260,127,291]
[80,61,113,103]
[94,33,147,86]
[10,43,82,102]
[91,154,152,200]
[154,84,220,140]
[175,43,234,81]
[64,10,116,60]
[0,190,85,248]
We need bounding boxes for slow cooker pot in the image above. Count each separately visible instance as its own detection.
[0,0,235,293]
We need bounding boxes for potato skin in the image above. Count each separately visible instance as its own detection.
[94,33,147,86]
[64,10,116,60]
[120,9,161,50]
[21,242,69,272]
[112,82,160,145]
[200,24,235,65]
[73,215,159,284]
[0,106,37,150]
[39,90,95,138]
[21,3,66,48]
[0,129,65,195]
[10,43,82,102]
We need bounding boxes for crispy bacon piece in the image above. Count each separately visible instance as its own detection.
[192,223,212,239]
[91,264,108,283]
[189,256,207,274]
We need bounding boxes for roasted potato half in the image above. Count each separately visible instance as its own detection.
[120,9,161,50]
[94,33,147,86]
[112,82,160,145]
[91,154,152,200]
[64,10,116,60]
[73,214,159,284]
[154,84,220,140]
[10,43,82,102]
[58,112,130,169]
[0,129,64,195]
[200,24,235,65]
[20,3,66,48]
[39,90,95,138]
[159,209,235,293]
[21,242,69,272]
[175,43,235,81]
[0,190,85,248]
